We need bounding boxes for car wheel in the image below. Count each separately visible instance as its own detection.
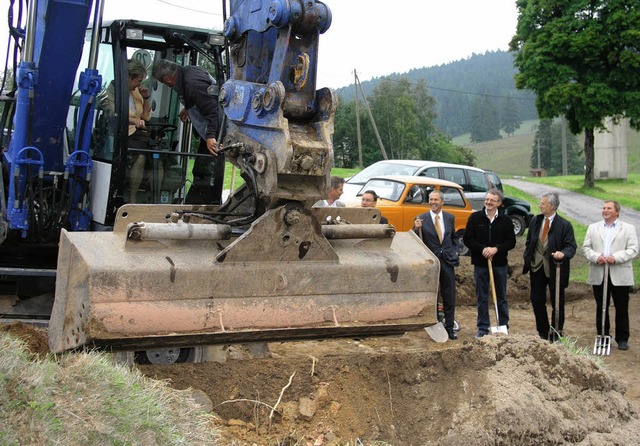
[510,214,526,237]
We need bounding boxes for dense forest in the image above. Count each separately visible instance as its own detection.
[335,50,538,138]
[330,51,542,168]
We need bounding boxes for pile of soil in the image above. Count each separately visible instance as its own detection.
[4,238,640,445]
[141,334,640,445]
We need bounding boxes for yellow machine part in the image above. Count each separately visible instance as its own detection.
[48,204,439,353]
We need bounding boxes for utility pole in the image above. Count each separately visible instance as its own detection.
[354,71,388,160]
[561,116,568,175]
[354,69,363,168]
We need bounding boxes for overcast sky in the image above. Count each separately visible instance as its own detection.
[1,0,518,89]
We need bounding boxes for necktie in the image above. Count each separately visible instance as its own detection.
[435,214,443,243]
[541,217,550,242]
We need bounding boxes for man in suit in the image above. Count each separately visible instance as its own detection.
[582,200,638,351]
[523,192,577,342]
[413,190,459,340]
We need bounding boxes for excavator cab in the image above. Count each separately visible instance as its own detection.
[71,20,227,226]
[0,13,227,321]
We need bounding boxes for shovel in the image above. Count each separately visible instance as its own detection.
[593,263,611,356]
[425,278,449,343]
[549,260,561,343]
[414,223,449,343]
[488,258,508,335]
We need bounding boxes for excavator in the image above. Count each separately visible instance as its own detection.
[2,0,441,364]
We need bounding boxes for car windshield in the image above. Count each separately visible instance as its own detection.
[358,179,406,202]
[348,162,421,185]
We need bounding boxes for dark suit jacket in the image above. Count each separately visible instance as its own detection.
[415,211,459,267]
[523,214,577,288]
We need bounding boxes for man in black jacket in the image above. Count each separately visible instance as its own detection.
[414,190,460,340]
[463,188,516,337]
[152,59,223,204]
[524,192,577,341]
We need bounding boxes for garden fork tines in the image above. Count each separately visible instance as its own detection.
[593,263,611,356]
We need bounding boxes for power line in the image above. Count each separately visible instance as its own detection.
[347,71,536,102]
[155,0,223,16]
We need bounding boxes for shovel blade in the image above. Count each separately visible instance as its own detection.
[425,322,449,343]
[593,335,611,356]
[490,325,509,335]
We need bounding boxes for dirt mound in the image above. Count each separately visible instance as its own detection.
[141,334,640,445]
[0,322,49,358]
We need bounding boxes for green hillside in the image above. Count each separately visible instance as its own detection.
[457,121,640,178]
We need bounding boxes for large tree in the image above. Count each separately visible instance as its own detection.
[509,0,640,187]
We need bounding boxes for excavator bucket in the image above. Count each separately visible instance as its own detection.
[49,204,440,353]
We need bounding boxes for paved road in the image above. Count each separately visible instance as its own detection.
[503,179,640,235]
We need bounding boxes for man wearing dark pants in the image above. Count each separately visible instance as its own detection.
[523,192,577,342]
[463,188,516,337]
[582,200,638,351]
[413,190,459,340]
[152,59,222,204]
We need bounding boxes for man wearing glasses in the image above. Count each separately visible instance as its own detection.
[463,188,516,338]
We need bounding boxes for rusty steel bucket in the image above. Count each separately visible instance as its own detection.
[49,204,440,353]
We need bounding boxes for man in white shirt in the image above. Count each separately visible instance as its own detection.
[313,176,345,207]
[583,200,639,351]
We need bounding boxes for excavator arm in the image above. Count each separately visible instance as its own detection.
[47,0,440,355]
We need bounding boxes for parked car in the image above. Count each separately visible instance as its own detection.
[343,160,533,236]
[352,175,474,254]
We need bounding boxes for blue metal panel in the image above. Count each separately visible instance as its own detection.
[7,0,93,172]
[5,0,94,234]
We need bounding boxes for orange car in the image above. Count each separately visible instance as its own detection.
[351,175,474,235]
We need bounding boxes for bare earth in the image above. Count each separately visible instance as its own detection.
[140,238,640,445]
[4,238,640,445]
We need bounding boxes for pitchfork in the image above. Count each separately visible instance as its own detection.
[593,263,611,356]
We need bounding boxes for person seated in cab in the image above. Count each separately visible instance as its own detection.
[98,59,156,203]
[125,59,155,203]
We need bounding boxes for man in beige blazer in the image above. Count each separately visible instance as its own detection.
[582,200,638,351]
